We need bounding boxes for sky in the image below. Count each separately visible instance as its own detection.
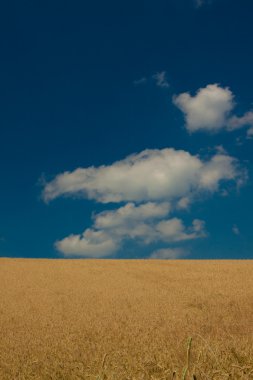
[1,0,253,259]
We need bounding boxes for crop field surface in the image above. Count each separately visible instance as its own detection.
[0,259,252,379]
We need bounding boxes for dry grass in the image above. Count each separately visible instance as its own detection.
[0,259,252,379]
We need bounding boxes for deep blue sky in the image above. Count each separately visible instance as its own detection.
[0,0,253,258]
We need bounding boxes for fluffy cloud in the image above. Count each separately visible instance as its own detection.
[177,198,190,210]
[155,218,206,242]
[55,202,206,257]
[56,229,118,257]
[43,148,243,204]
[44,147,246,257]
[173,84,234,133]
[94,202,171,229]
[173,84,253,135]
[93,202,171,244]
[149,247,186,259]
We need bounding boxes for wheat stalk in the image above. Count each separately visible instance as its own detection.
[182,336,192,380]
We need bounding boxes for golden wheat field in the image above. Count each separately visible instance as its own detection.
[0,259,252,380]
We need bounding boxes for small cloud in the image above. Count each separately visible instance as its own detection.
[215,145,227,155]
[55,230,119,258]
[173,83,253,137]
[134,71,169,89]
[0,236,5,242]
[227,111,253,131]
[152,71,169,88]
[177,196,191,210]
[133,77,147,86]
[150,247,187,259]
[173,84,234,133]
[232,224,240,236]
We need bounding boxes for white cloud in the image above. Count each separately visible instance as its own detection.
[152,71,169,88]
[173,84,253,136]
[93,202,172,244]
[55,202,206,257]
[43,148,243,204]
[173,84,234,133]
[44,147,246,258]
[227,111,253,131]
[56,229,119,258]
[150,247,186,259]
[177,196,191,210]
[94,202,171,229]
[156,218,206,242]
[198,154,240,191]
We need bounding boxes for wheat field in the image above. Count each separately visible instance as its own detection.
[0,259,252,379]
